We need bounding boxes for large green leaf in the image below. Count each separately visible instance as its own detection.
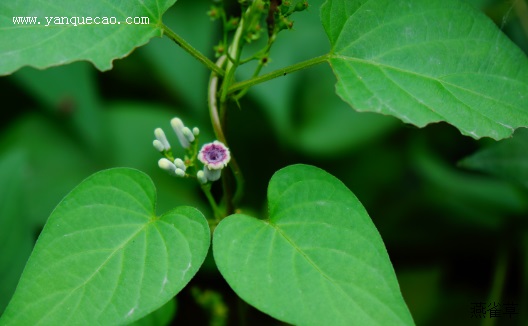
[321,0,528,140]
[0,168,209,325]
[0,0,176,75]
[213,164,413,325]
[459,128,528,189]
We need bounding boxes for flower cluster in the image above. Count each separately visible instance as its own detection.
[153,117,230,184]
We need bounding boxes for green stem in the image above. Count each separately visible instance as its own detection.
[209,56,228,143]
[220,14,246,103]
[481,247,508,326]
[227,54,329,94]
[234,39,275,100]
[201,183,222,222]
[162,24,224,77]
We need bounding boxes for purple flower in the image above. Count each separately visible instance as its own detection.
[198,141,231,170]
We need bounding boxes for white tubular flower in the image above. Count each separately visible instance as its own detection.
[170,117,190,149]
[182,127,195,143]
[153,140,165,152]
[174,158,186,171]
[198,141,231,170]
[192,127,200,136]
[197,170,208,184]
[175,168,186,177]
[203,166,222,181]
[154,128,171,150]
[158,158,176,175]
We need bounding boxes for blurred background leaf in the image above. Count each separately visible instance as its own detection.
[0,150,32,315]
[11,63,104,151]
[411,137,528,229]
[131,299,177,326]
[459,128,528,189]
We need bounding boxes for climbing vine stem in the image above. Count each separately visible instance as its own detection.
[228,54,329,95]
[208,56,245,216]
[163,24,225,76]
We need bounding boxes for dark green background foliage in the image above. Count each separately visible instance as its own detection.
[1,0,528,325]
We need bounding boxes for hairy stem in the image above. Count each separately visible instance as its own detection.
[228,54,329,94]
[162,24,225,76]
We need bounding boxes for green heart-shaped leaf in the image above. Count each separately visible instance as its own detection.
[213,164,413,325]
[322,0,528,140]
[0,0,176,75]
[0,168,209,325]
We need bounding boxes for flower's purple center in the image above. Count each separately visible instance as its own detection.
[205,145,225,163]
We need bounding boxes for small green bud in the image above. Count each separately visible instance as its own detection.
[294,1,309,12]
[213,43,225,58]
[278,17,293,31]
[226,17,240,31]
[281,0,291,14]
[207,6,220,20]
[193,127,200,136]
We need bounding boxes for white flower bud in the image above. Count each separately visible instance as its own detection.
[170,117,190,149]
[197,170,208,184]
[158,158,176,175]
[154,128,171,150]
[153,140,165,152]
[174,158,186,171]
[182,127,195,143]
[203,166,222,181]
[193,127,200,136]
[175,168,186,177]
